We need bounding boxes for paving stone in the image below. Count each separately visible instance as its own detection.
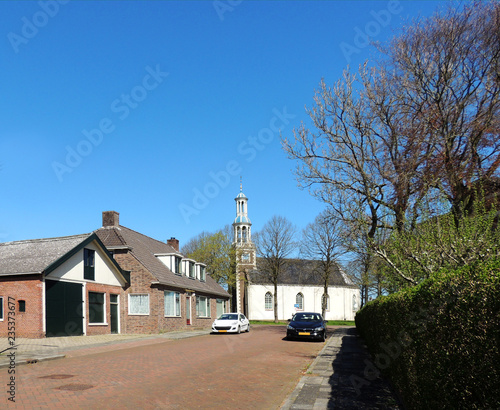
[281,327,402,410]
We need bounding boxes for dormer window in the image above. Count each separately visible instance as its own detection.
[188,261,195,279]
[174,256,182,275]
[200,265,206,282]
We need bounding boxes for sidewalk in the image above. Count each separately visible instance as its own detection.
[281,327,402,409]
[0,329,211,369]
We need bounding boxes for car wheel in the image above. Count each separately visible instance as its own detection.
[322,331,326,342]
[237,326,241,334]
[246,324,250,332]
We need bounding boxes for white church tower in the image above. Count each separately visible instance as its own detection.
[233,180,256,314]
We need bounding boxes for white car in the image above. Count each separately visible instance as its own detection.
[211,313,250,334]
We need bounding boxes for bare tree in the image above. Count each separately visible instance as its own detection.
[300,210,345,318]
[378,1,500,224]
[254,215,297,323]
[282,1,500,287]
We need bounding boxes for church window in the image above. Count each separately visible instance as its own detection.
[296,293,304,310]
[265,292,273,310]
[242,227,247,242]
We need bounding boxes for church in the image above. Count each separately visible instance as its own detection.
[232,185,359,321]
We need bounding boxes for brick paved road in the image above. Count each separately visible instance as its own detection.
[2,326,325,409]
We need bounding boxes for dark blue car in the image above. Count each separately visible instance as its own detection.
[286,312,327,342]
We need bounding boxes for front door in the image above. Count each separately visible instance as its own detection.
[110,294,119,334]
[186,296,191,325]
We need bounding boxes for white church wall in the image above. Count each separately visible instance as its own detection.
[247,284,360,321]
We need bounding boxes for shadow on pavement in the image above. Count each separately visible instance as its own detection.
[327,327,402,409]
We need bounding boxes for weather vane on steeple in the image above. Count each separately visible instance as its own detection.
[240,176,243,192]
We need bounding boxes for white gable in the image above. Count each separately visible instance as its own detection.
[46,241,125,286]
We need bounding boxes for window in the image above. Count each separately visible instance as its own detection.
[129,294,149,315]
[196,296,209,318]
[188,261,195,279]
[265,292,273,310]
[0,297,3,320]
[242,253,250,262]
[89,292,105,324]
[18,300,26,312]
[322,294,330,311]
[174,256,182,275]
[296,293,304,310]
[216,299,225,317]
[199,265,206,282]
[164,291,181,317]
[84,248,95,280]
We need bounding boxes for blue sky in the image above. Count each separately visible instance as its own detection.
[0,0,443,247]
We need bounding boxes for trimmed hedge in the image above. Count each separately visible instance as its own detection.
[355,259,500,409]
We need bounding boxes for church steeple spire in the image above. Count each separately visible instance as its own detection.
[232,181,256,315]
[233,180,251,243]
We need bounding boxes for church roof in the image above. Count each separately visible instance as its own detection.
[249,258,357,288]
[235,191,247,199]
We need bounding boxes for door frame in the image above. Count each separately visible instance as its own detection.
[186,293,192,325]
[110,293,120,334]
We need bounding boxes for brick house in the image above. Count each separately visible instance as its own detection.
[0,211,230,338]
[0,233,129,338]
[95,211,230,334]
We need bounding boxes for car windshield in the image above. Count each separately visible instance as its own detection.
[218,314,238,320]
[292,313,322,322]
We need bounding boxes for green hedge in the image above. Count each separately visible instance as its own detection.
[355,259,500,409]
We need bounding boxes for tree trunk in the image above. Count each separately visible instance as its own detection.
[322,283,328,319]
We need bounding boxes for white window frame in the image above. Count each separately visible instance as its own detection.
[164,291,181,317]
[296,293,304,311]
[128,294,150,315]
[88,291,107,325]
[216,299,226,317]
[196,295,210,318]
[174,256,182,275]
[199,265,206,282]
[188,261,195,279]
[265,292,273,311]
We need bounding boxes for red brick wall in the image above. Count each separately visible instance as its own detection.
[0,275,44,338]
[113,251,161,334]
[113,250,230,334]
[85,282,124,336]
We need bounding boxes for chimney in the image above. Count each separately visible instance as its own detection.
[167,237,179,252]
[102,211,120,227]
